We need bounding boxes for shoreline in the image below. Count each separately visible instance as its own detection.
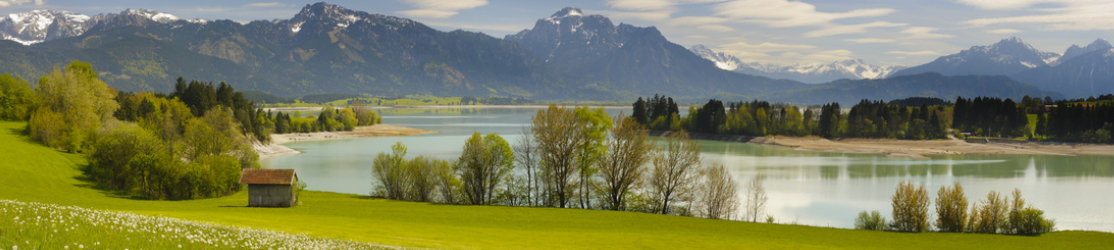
[263,105,632,112]
[255,124,438,158]
[650,130,1114,159]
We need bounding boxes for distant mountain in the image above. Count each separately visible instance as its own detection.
[689,45,904,83]
[892,37,1059,77]
[504,8,806,99]
[0,10,90,45]
[761,72,1062,105]
[1054,39,1112,65]
[1012,44,1114,98]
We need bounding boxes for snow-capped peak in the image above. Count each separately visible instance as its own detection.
[0,10,91,45]
[688,44,905,83]
[120,8,180,23]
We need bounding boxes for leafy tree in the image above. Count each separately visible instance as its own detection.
[969,190,1008,234]
[30,60,119,152]
[372,142,409,200]
[457,132,514,205]
[935,182,968,232]
[532,105,586,208]
[891,181,930,232]
[855,210,888,231]
[0,73,37,120]
[573,107,611,209]
[1006,189,1055,235]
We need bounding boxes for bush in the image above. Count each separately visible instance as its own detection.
[855,210,887,231]
[891,181,930,232]
[1006,189,1055,235]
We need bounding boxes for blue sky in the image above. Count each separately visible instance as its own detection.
[2,0,1112,66]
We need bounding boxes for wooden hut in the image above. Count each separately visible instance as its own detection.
[239,169,299,207]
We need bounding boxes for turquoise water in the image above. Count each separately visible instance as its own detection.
[260,108,1114,232]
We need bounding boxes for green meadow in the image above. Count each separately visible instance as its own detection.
[0,120,1111,249]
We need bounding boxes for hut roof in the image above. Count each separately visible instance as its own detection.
[240,169,297,185]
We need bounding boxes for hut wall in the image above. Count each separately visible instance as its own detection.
[248,184,295,207]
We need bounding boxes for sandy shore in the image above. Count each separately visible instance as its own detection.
[255,124,438,158]
[751,135,1114,159]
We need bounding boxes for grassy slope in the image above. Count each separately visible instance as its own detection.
[1,121,1111,249]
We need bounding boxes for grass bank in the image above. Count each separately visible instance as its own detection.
[0,121,1111,249]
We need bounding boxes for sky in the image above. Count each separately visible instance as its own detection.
[1,0,1113,67]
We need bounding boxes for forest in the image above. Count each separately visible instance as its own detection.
[630,95,950,140]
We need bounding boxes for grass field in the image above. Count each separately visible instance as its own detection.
[1,120,1112,249]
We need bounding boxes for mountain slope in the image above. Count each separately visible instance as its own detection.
[1012,47,1114,98]
[689,45,903,83]
[761,73,1061,105]
[892,37,1059,77]
[505,8,806,99]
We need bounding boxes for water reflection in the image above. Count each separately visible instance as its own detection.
[261,108,1114,232]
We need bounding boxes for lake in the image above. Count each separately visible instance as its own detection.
[260,107,1114,232]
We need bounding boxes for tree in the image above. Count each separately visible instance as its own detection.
[406,156,437,202]
[0,73,36,120]
[935,182,968,232]
[694,164,740,220]
[457,132,514,205]
[372,142,409,200]
[891,181,930,232]
[30,60,119,152]
[969,190,1008,234]
[1006,188,1055,235]
[532,105,587,208]
[649,130,702,215]
[573,107,611,209]
[632,97,649,125]
[514,126,541,206]
[599,117,655,211]
[743,175,768,222]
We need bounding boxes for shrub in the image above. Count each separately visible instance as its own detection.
[891,181,930,232]
[855,210,887,231]
[1006,189,1055,235]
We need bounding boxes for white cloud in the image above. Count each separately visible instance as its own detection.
[698,24,734,32]
[887,50,942,56]
[719,41,816,52]
[608,0,676,11]
[845,38,896,44]
[713,0,893,28]
[244,3,286,8]
[0,0,43,7]
[901,27,954,39]
[987,28,1021,34]
[962,1,1114,31]
[804,21,907,37]
[398,0,488,19]
[667,16,729,26]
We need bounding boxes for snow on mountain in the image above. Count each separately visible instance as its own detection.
[0,10,89,45]
[0,9,206,45]
[1056,39,1113,65]
[689,44,904,83]
[892,37,1060,77]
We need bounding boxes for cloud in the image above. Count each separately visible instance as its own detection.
[698,24,734,32]
[597,10,674,22]
[666,16,729,26]
[961,1,1114,31]
[887,51,942,56]
[713,0,893,28]
[845,38,896,44]
[398,0,488,19]
[987,28,1021,34]
[244,3,286,8]
[0,0,43,7]
[901,27,954,39]
[719,41,816,52]
[804,21,907,37]
[608,0,676,11]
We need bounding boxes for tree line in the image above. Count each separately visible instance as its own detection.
[370,105,769,221]
[954,95,1113,143]
[631,95,949,140]
[272,104,381,134]
[856,181,1054,235]
[4,61,263,200]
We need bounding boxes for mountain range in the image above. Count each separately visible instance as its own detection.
[893,37,1114,98]
[0,2,1094,103]
[688,45,905,84]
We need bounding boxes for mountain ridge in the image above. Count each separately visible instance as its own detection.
[688,45,905,84]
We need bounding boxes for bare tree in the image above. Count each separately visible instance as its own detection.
[649,130,702,215]
[695,164,740,219]
[514,126,540,206]
[743,175,768,222]
[600,117,655,211]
